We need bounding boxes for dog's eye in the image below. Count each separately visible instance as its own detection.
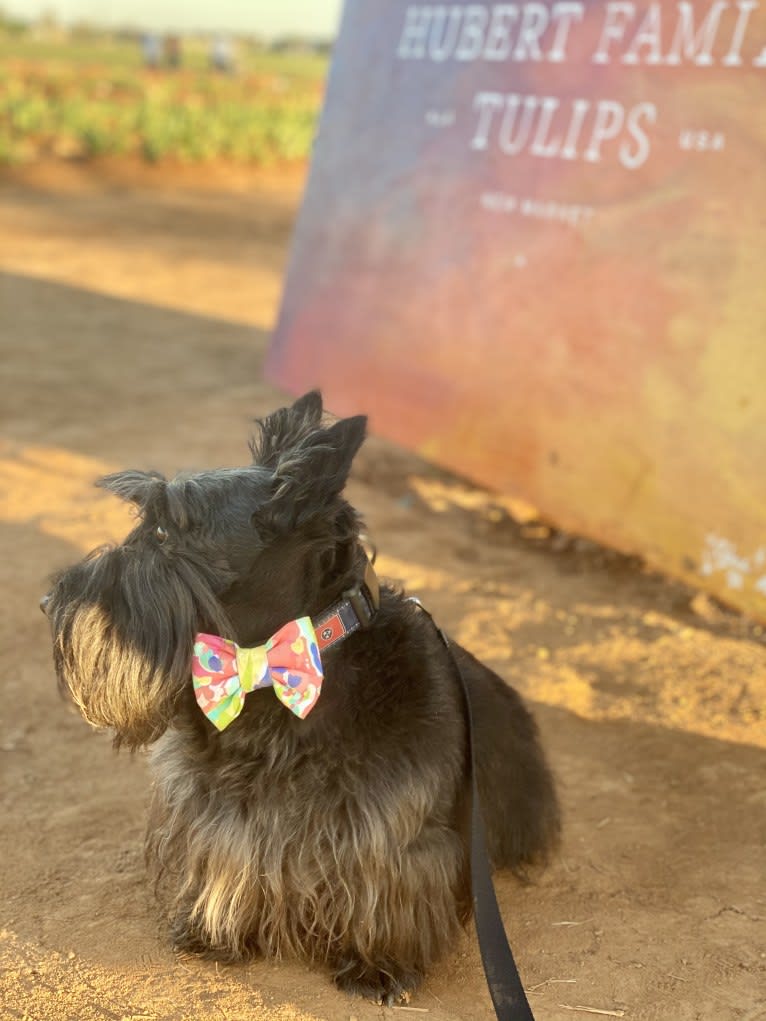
[155,525,168,543]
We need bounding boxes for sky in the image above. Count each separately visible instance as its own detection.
[2,0,344,38]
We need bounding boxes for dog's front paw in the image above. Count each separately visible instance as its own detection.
[170,915,238,962]
[333,956,422,1006]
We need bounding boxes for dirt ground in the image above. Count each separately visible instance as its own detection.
[1,161,764,1021]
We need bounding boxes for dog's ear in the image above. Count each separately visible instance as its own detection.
[249,391,324,468]
[258,413,367,529]
[96,470,165,505]
[276,414,367,500]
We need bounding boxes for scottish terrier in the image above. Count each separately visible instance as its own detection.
[43,391,559,1004]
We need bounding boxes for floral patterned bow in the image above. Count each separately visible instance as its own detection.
[192,617,323,730]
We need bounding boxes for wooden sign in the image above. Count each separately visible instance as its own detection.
[267,1,766,618]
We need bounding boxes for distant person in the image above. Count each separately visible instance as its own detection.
[164,34,182,69]
[141,33,161,69]
[210,34,236,74]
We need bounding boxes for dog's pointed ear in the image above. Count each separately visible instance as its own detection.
[291,389,324,421]
[249,390,324,468]
[292,414,367,497]
[96,470,165,505]
[258,413,367,529]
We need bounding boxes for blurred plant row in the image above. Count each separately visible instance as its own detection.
[0,55,325,166]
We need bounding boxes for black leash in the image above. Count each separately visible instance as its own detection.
[410,599,536,1021]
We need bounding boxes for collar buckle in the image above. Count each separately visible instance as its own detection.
[345,554,380,628]
[313,555,381,652]
[342,580,374,628]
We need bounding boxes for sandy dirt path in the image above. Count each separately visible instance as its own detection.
[1,163,764,1021]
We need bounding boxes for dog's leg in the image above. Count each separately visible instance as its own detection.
[330,824,468,1005]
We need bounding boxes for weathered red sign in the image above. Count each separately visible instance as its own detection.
[268,1,766,617]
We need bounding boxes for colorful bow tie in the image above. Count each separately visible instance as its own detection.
[192,617,323,730]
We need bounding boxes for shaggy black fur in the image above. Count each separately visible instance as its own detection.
[44,391,560,1004]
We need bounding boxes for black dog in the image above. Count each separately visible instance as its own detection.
[44,391,559,1004]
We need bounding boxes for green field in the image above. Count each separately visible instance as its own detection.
[0,33,328,166]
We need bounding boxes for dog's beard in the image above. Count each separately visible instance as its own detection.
[50,545,230,748]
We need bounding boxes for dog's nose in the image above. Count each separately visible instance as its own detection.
[39,594,51,615]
